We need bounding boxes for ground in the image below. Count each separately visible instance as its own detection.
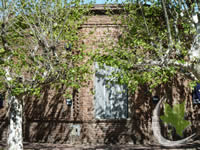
[0,142,200,150]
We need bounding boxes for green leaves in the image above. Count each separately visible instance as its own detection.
[160,100,191,137]
[0,0,94,97]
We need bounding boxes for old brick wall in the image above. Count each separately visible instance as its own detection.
[0,6,200,145]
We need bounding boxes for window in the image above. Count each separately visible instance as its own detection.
[192,83,200,104]
[94,62,128,119]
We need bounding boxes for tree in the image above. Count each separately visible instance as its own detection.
[93,0,200,145]
[0,0,92,149]
[94,0,200,95]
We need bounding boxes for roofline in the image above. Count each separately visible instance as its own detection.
[89,4,123,15]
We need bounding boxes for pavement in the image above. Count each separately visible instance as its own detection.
[0,142,200,150]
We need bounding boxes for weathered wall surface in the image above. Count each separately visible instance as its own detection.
[0,8,200,145]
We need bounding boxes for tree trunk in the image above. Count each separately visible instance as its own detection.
[7,92,23,150]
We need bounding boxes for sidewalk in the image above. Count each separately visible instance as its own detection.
[0,142,200,150]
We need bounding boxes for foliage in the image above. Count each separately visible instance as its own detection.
[160,100,191,137]
[0,0,93,98]
[93,0,199,93]
[0,1,93,149]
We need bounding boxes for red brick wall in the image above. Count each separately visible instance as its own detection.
[0,12,200,145]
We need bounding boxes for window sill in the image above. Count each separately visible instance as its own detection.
[95,118,131,123]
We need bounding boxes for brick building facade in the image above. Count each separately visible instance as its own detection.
[0,4,200,145]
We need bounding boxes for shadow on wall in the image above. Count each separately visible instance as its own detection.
[0,92,8,141]
[0,75,200,144]
[99,75,200,144]
[0,119,8,142]
[23,85,74,143]
[0,83,81,144]
[101,84,152,145]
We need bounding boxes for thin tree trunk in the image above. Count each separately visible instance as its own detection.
[161,0,172,45]
[7,92,23,150]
